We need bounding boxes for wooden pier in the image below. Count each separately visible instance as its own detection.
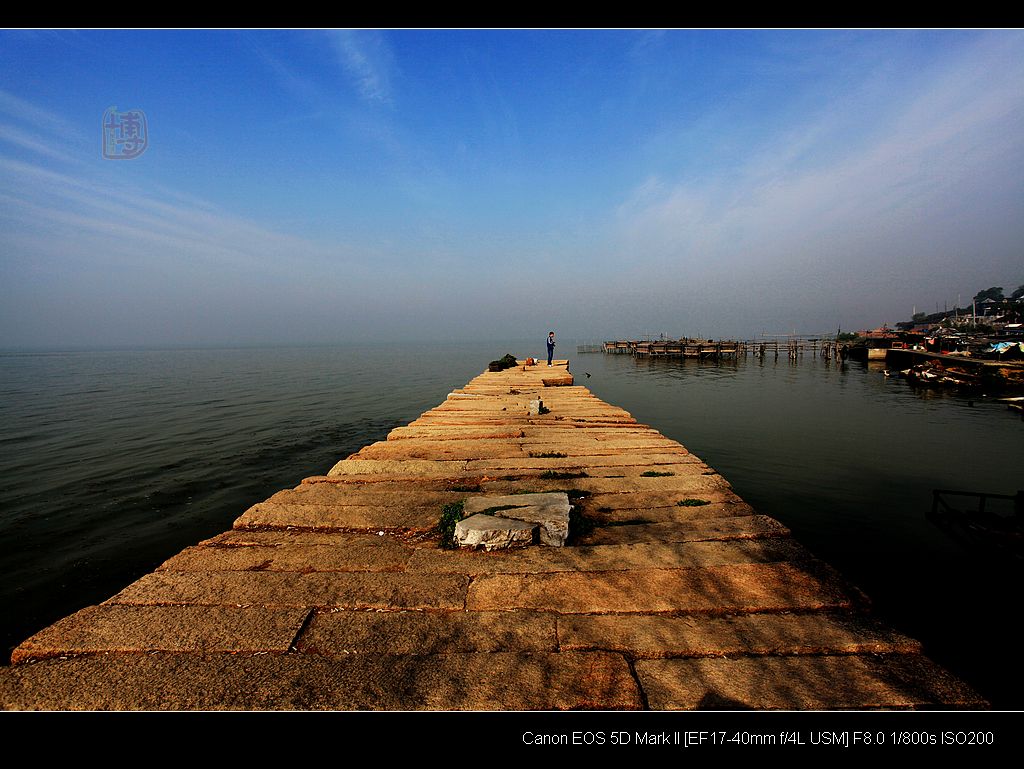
[603,339,744,359]
[600,337,846,361]
[0,360,984,710]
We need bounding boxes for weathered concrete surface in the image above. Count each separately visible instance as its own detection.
[1,360,985,710]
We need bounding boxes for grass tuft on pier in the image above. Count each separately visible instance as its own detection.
[539,470,588,479]
[438,500,465,549]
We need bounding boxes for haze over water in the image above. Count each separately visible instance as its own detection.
[1,342,1020,706]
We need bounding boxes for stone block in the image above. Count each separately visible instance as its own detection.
[576,514,788,545]
[297,609,557,655]
[468,562,854,614]
[557,612,923,657]
[11,605,309,662]
[634,655,988,710]
[463,492,571,547]
[0,651,643,711]
[233,502,439,531]
[454,514,537,550]
[408,538,813,575]
[106,571,468,610]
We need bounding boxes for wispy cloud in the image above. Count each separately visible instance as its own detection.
[329,30,397,105]
[0,87,90,162]
[0,88,77,136]
[0,154,364,277]
[0,88,375,298]
[0,123,77,163]
[0,127,397,345]
[615,33,1024,279]
[247,32,405,157]
[245,34,327,109]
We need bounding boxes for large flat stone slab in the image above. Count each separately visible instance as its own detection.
[581,503,757,526]
[327,458,471,476]
[462,492,569,516]
[200,530,414,548]
[234,502,440,531]
[297,610,557,655]
[635,655,988,710]
[387,427,526,441]
[584,463,717,478]
[158,536,413,572]
[558,612,922,657]
[270,482,463,506]
[566,475,734,494]
[107,571,468,610]
[353,441,533,461]
[11,605,309,662]
[577,515,788,545]
[0,651,641,710]
[465,453,698,472]
[408,538,814,574]
[578,490,746,510]
[516,424,666,435]
[467,563,854,614]
[475,478,734,501]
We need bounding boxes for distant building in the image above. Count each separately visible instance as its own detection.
[979,298,998,316]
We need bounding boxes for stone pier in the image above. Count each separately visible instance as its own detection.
[0,360,985,710]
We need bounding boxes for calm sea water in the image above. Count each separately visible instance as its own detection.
[1,341,1021,706]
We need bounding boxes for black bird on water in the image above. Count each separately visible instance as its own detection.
[585,372,591,378]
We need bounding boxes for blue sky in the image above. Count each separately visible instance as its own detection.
[1,29,1022,347]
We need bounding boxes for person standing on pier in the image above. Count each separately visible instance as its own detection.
[547,331,556,366]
